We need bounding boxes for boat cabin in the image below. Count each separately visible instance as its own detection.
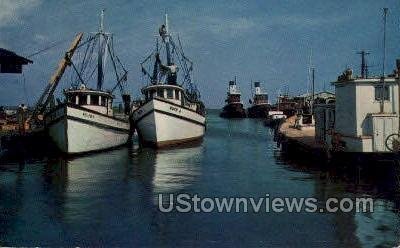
[315,65,400,153]
[64,84,114,116]
[252,82,268,105]
[142,84,198,112]
[226,80,242,104]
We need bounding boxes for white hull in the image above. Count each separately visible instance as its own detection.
[45,104,130,154]
[132,98,206,147]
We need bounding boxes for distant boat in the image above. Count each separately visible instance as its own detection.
[132,15,206,148]
[44,11,131,154]
[264,111,286,127]
[272,94,298,117]
[247,81,270,118]
[220,79,246,118]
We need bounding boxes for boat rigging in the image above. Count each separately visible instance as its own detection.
[140,14,200,102]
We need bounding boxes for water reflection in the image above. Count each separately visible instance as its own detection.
[276,151,400,247]
[1,111,400,246]
[127,144,203,193]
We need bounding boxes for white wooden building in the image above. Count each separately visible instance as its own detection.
[315,66,400,154]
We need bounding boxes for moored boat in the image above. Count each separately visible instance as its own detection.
[45,85,130,154]
[43,11,131,154]
[247,81,270,118]
[132,15,206,148]
[220,79,246,118]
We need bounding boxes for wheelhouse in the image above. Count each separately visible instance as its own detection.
[253,94,268,105]
[226,80,242,104]
[64,84,114,116]
[142,84,201,112]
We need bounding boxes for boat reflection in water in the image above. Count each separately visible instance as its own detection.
[129,143,204,195]
[0,143,204,246]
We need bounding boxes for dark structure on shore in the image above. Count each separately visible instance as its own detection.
[0,48,32,74]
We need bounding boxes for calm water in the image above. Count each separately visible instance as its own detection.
[1,110,399,247]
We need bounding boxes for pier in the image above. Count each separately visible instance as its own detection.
[277,116,328,161]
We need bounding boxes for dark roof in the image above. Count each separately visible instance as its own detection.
[0,48,32,64]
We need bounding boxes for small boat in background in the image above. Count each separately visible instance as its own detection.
[273,94,298,117]
[264,111,286,127]
[247,81,270,118]
[220,79,246,118]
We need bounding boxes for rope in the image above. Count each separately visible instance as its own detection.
[26,39,69,58]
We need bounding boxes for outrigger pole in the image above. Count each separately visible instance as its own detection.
[29,32,83,124]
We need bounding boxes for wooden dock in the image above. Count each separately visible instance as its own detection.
[277,116,328,160]
[0,129,55,160]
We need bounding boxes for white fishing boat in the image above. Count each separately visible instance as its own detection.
[39,11,131,154]
[132,15,206,147]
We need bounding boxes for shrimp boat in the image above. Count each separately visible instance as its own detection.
[42,11,131,154]
[132,15,206,147]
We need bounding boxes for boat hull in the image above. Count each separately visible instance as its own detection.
[264,118,285,128]
[247,104,270,118]
[45,104,130,154]
[220,103,246,118]
[132,98,206,148]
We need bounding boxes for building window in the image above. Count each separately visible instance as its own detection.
[175,89,180,100]
[374,85,390,101]
[90,95,99,105]
[79,95,87,105]
[157,89,164,98]
[167,88,173,99]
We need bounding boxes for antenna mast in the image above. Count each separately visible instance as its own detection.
[307,47,313,96]
[380,8,388,113]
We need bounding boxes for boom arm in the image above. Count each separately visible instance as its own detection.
[30,33,83,123]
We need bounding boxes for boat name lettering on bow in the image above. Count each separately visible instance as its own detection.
[169,106,181,113]
[82,112,94,119]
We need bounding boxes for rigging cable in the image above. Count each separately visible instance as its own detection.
[26,39,69,58]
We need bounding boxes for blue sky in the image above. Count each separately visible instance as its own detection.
[0,0,399,108]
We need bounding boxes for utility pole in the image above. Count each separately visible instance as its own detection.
[380,8,388,113]
[311,67,315,114]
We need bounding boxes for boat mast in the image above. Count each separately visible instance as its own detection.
[97,9,105,90]
[152,38,159,84]
[164,14,172,66]
[159,14,177,84]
